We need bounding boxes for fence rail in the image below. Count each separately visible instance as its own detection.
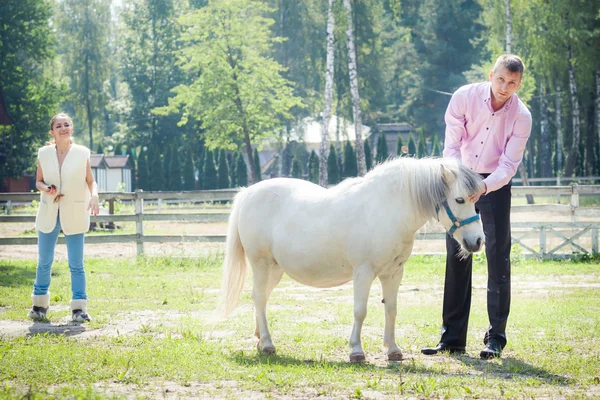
[1,186,599,260]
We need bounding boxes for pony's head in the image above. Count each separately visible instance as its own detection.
[436,159,485,254]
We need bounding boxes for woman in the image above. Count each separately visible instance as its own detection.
[28,113,100,323]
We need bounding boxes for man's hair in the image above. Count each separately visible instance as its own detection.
[493,54,525,78]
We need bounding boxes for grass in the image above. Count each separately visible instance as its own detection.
[1,254,599,399]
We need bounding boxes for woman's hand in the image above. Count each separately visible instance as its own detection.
[45,184,58,196]
[88,195,100,216]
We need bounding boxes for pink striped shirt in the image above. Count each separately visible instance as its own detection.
[443,82,532,193]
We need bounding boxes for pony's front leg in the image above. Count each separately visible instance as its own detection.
[379,266,404,361]
[349,265,376,363]
[251,261,282,354]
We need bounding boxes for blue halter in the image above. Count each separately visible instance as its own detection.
[437,200,481,238]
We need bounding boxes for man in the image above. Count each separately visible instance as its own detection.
[422,54,532,359]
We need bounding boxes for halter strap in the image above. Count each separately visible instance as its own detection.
[437,200,480,238]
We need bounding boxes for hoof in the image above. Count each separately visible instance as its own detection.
[349,352,366,363]
[388,351,403,361]
[258,343,276,354]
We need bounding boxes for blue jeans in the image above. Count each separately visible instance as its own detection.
[33,217,87,300]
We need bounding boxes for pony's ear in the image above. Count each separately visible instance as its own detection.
[441,163,457,185]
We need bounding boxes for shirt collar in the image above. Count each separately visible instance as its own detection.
[482,82,514,112]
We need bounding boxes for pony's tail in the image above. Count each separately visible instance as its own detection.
[220,189,249,317]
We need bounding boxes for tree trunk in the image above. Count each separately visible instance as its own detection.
[85,53,93,151]
[343,0,366,176]
[585,87,595,176]
[505,0,512,53]
[319,0,335,187]
[555,86,563,179]
[539,79,551,177]
[596,69,600,175]
[564,42,581,177]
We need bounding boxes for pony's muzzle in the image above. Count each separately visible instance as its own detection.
[463,236,484,253]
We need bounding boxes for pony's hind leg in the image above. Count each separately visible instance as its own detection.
[349,265,376,363]
[251,258,283,354]
[379,265,405,361]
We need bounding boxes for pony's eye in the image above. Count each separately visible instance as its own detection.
[455,197,465,204]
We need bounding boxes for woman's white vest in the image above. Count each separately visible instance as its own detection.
[35,144,91,235]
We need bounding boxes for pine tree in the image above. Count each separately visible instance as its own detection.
[327,144,340,185]
[253,148,262,182]
[376,133,389,163]
[343,140,357,177]
[137,146,149,191]
[126,147,137,191]
[396,134,404,156]
[236,153,248,187]
[308,150,319,183]
[197,145,205,190]
[217,149,230,189]
[230,152,238,187]
[203,149,218,190]
[408,134,417,157]
[364,139,373,171]
[171,146,182,191]
[183,149,195,190]
[291,156,303,179]
[147,146,162,191]
[431,133,441,157]
[417,128,427,158]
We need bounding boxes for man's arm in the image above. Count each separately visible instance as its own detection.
[483,114,532,193]
[442,91,467,161]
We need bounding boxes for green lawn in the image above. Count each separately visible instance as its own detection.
[1,254,599,399]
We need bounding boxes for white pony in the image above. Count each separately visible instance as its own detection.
[221,157,484,362]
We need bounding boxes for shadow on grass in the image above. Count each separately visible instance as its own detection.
[0,262,36,288]
[27,321,87,337]
[454,354,572,384]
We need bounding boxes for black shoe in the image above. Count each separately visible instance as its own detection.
[421,342,465,355]
[480,339,502,359]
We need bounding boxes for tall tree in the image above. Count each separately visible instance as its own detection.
[343,0,366,176]
[55,0,111,150]
[327,144,340,185]
[203,149,217,190]
[364,138,373,171]
[183,149,195,190]
[156,0,302,184]
[217,149,230,189]
[137,146,149,190]
[236,152,248,187]
[319,0,335,187]
[0,0,64,190]
[308,150,319,183]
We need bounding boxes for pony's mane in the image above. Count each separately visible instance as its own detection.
[361,157,483,218]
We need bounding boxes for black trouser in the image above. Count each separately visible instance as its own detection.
[440,181,512,349]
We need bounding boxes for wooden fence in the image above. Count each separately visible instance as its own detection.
[1,185,599,260]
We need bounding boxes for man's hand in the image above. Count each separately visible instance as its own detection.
[468,183,487,203]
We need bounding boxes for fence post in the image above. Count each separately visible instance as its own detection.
[6,200,11,215]
[540,226,546,260]
[135,189,144,256]
[592,227,598,255]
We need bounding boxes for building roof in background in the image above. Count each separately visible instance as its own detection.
[377,123,413,133]
[90,154,108,168]
[104,155,130,168]
[289,115,371,144]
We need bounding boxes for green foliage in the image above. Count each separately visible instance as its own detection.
[202,149,217,190]
[217,149,230,189]
[236,153,248,187]
[196,144,205,190]
[291,157,303,179]
[253,148,262,182]
[182,149,195,190]
[136,146,149,191]
[229,152,238,188]
[407,133,417,157]
[55,0,111,150]
[327,144,340,185]
[343,141,357,178]
[155,0,303,183]
[171,146,183,191]
[396,134,404,156]
[376,134,388,163]
[308,150,319,183]
[417,128,427,158]
[363,139,373,171]
[126,148,137,191]
[147,146,164,191]
[430,133,441,157]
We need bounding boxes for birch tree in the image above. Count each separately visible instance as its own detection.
[319,0,336,187]
[343,0,366,176]
[564,40,581,177]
